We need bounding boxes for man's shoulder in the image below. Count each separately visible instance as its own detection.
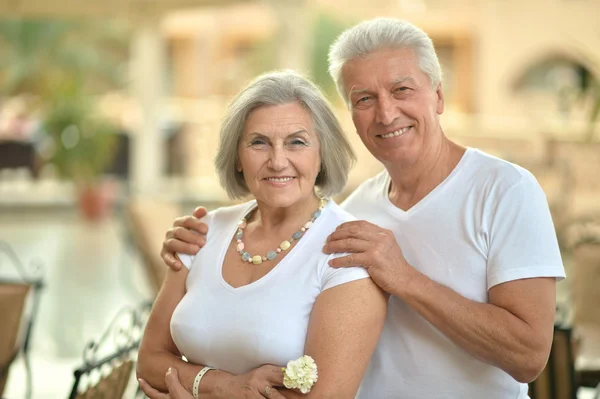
[464,148,538,192]
[342,169,388,206]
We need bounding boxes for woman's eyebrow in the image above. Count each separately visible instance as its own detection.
[287,129,309,137]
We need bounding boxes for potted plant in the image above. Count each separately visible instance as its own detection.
[42,80,119,221]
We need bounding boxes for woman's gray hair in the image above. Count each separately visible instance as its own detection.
[215,70,355,199]
[328,18,443,105]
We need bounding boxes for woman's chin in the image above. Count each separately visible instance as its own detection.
[253,191,313,209]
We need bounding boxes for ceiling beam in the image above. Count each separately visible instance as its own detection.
[0,0,252,18]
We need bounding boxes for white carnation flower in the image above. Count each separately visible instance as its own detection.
[282,355,318,394]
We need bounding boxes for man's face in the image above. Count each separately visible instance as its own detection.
[341,47,444,168]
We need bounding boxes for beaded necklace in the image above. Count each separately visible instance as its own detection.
[235,198,328,265]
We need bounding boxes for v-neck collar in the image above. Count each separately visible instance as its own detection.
[381,147,473,218]
[217,200,330,294]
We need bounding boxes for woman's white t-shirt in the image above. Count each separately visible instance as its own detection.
[170,200,369,375]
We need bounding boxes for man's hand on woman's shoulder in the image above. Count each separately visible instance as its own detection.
[161,206,209,271]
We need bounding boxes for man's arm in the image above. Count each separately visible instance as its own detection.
[400,272,555,382]
[325,221,556,383]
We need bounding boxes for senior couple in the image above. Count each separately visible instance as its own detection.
[137,18,565,399]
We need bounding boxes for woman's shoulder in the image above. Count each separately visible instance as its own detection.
[323,200,357,225]
[206,200,256,227]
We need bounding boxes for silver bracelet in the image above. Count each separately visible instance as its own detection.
[192,366,215,398]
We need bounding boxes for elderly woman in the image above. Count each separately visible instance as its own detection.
[136,70,387,399]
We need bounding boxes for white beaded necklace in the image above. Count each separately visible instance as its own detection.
[235,198,328,265]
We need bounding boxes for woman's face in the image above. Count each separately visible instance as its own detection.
[238,102,321,209]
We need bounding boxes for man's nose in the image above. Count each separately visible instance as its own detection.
[375,94,400,126]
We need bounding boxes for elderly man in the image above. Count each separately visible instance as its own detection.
[158,18,564,398]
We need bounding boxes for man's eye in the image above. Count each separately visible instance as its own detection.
[353,96,373,108]
[394,87,409,93]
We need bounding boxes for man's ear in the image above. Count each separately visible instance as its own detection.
[435,83,444,115]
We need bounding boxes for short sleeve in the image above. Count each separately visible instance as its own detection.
[321,253,370,291]
[486,173,565,289]
[177,211,213,270]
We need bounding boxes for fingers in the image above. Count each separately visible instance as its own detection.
[163,238,200,258]
[139,378,169,399]
[325,227,378,251]
[174,216,209,236]
[165,368,193,399]
[161,251,183,271]
[334,220,378,232]
[262,365,284,387]
[193,206,208,219]
[262,386,286,399]
[328,253,366,268]
[322,237,372,254]
[172,226,207,248]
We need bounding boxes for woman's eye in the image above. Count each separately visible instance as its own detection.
[250,139,267,146]
[289,139,307,146]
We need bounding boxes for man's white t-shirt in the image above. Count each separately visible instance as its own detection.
[342,148,565,399]
[170,200,369,375]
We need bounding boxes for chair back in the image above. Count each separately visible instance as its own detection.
[529,326,577,399]
[68,302,151,399]
[0,282,30,394]
[124,199,181,294]
[0,241,44,399]
[572,242,600,326]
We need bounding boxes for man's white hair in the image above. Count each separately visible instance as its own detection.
[328,18,443,106]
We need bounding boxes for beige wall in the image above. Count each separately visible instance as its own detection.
[476,0,600,121]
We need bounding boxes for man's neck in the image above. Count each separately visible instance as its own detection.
[387,137,465,211]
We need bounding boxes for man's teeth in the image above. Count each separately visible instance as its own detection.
[266,177,294,182]
[380,126,410,138]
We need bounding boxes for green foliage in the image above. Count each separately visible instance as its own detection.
[585,79,600,142]
[0,18,128,183]
[309,12,352,102]
[42,80,118,184]
[0,18,129,97]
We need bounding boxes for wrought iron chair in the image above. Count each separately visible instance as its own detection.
[0,241,44,399]
[67,301,152,399]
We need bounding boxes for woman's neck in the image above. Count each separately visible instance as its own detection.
[250,194,321,234]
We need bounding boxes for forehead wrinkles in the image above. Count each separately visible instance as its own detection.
[243,123,314,141]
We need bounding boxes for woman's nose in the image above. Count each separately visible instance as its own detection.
[268,146,289,171]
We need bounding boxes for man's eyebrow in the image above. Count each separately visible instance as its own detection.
[392,76,415,85]
[349,87,369,96]
[348,76,415,97]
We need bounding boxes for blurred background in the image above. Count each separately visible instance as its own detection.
[0,0,599,398]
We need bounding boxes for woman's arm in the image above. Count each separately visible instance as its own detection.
[137,267,287,398]
[286,278,388,399]
[137,267,216,392]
